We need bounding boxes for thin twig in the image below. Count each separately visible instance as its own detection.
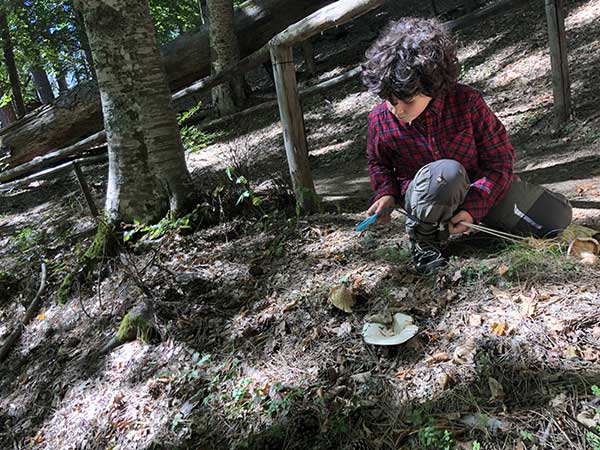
[0,262,48,363]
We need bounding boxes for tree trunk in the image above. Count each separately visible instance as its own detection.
[0,0,334,167]
[199,0,209,24]
[78,0,192,223]
[0,10,26,118]
[30,66,55,104]
[74,8,96,80]
[57,72,69,92]
[0,87,17,128]
[0,104,16,128]
[207,0,246,115]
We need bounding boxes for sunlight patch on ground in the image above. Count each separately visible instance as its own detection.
[309,139,353,157]
[457,42,486,62]
[487,50,550,88]
[186,122,283,173]
[333,91,372,116]
[461,44,522,86]
[32,342,189,450]
[566,0,600,28]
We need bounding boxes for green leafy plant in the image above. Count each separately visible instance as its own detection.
[225,167,265,210]
[520,430,535,442]
[410,404,455,450]
[13,227,41,252]
[587,385,600,450]
[375,245,410,264]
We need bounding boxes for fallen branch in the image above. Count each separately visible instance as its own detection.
[0,153,107,192]
[0,130,106,184]
[269,0,384,47]
[198,65,362,130]
[0,262,47,363]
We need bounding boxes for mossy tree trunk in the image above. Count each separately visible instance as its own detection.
[76,0,193,224]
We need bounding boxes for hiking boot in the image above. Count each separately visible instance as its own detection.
[410,240,448,275]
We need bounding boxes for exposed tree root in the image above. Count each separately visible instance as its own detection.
[0,262,47,362]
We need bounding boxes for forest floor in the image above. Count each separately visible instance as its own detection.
[1,0,600,449]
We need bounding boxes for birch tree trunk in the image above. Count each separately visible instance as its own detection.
[207,0,246,115]
[0,10,26,118]
[77,0,192,223]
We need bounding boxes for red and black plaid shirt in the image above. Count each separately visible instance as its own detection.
[367,83,514,221]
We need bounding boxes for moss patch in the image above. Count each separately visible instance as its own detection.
[116,304,153,344]
[57,220,117,304]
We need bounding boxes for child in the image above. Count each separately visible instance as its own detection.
[361,17,572,275]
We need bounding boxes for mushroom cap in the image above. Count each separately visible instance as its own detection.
[362,312,419,345]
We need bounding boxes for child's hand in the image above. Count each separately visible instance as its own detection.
[366,195,395,224]
[449,210,474,234]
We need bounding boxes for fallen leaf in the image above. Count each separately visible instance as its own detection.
[520,298,536,317]
[395,369,414,380]
[488,376,505,401]
[576,408,600,428]
[491,322,507,336]
[469,314,483,326]
[329,283,355,313]
[350,371,371,384]
[453,338,477,364]
[497,263,509,276]
[36,313,45,321]
[425,352,450,364]
[564,345,578,359]
[333,321,352,336]
[31,432,44,445]
[438,372,450,389]
[452,270,462,283]
[282,299,299,312]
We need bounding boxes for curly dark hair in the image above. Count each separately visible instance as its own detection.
[362,18,458,101]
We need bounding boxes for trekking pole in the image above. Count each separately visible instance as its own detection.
[355,208,528,244]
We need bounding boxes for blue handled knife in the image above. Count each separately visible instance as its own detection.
[355,213,379,232]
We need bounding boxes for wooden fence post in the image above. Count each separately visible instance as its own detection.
[545,0,571,125]
[270,44,318,213]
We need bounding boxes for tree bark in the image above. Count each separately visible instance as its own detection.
[0,87,17,128]
[56,72,69,92]
[0,0,334,167]
[74,8,96,80]
[77,0,192,223]
[0,10,26,118]
[0,104,16,128]
[207,0,246,115]
[30,66,55,104]
[199,0,209,24]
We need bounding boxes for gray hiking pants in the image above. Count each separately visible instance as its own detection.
[404,159,572,242]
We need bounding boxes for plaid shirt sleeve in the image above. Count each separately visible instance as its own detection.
[366,112,411,203]
[460,93,514,221]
